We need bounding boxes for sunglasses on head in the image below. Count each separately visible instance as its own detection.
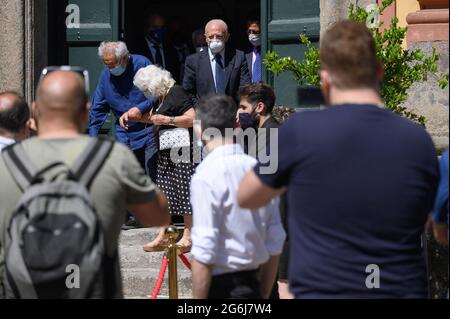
[40,66,90,96]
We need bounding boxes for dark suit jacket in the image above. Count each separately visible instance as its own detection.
[246,52,254,80]
[130,37,182,83]
[182,47,251,104]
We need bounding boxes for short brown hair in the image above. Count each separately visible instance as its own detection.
[320,20,379,89]
[239,83,276,115]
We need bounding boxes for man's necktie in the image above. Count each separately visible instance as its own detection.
[215,54,226,94]
[252,49,262,83]
[154,44,164,68]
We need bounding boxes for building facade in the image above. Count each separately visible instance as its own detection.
[0,0,448,150]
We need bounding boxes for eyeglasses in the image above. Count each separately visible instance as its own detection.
[40,66,90,96]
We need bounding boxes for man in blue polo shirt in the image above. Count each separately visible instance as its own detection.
[238,21,440,298]
[89,41,157,229]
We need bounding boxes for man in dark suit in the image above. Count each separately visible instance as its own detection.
[245,19,262,83]
[182,19,251,105]
[130,13,182,83]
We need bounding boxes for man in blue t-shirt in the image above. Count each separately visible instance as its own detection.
[238,21,440,298]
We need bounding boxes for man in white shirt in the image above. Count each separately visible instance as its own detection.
[190,94,286,299]
[0,92,31,151]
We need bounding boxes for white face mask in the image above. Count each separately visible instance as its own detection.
[209,39,225,54]
[248,34,261,47]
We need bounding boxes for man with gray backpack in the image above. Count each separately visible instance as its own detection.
[0,69,169,299]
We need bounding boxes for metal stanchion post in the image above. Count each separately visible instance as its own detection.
[165,225,179,299]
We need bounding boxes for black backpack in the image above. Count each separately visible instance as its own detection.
[1,138,115,299]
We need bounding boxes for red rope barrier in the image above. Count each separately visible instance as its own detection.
[178,252,192,270]
[151,255,168,299]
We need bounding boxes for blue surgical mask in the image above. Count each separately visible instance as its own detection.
[150,28,166,44]
[110,64,126,77]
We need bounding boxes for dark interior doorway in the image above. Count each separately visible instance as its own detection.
[123,0,260,56]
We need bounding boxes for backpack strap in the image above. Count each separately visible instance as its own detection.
[1,143,38,192]
[71,137,114,189]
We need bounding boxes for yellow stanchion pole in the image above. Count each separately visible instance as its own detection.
[165,225,179,299]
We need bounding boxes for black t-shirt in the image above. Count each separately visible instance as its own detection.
[255,104,439,298]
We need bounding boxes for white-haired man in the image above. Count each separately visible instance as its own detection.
[183,19,251,105]
[89,41,158,229]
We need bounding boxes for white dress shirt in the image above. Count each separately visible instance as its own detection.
[208,48,226,92]
[190,143,286,276]
[0,136,14,151]
[145,37,166,69]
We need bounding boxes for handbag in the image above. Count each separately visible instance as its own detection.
[159,127,191,150]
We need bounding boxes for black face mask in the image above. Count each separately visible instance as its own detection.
[239,109,259,130]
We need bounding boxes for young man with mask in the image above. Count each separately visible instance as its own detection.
[183,19,251,106]
[245,19,262,83]
[131,13,181,83]
[236,83,279,157]
[236,84,293,299]
[238,21,439,298]
[89,41,158,229]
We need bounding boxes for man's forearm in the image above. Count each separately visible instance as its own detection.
[259,255,280,299]
[192,259,213,299]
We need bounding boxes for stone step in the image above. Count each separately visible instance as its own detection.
[122,268,193,299]
[119,245,193,270]
[119,228,192,299]
[119,228,162,247]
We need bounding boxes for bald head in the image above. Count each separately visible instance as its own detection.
[205,19,228,35]
[35,71,87,128]
[0,92,30,139]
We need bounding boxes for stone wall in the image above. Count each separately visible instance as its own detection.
[404,41,449,152]
[0,0,25,95]
[0,0,47,103]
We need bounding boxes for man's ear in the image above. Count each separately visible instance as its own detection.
[256,102,266,115]
[30,101,38,132]
[225,33,230,43]
[320,69,330,85]
[82,102,89,119]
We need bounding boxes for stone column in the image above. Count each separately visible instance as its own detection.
[0,0,47,103]
[404,0,449,151]
[0,1,25,95]
[320,0,376,36]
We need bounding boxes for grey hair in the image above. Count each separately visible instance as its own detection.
[134,65,176,99]
[205,19,229,34]
[98,41,129,60]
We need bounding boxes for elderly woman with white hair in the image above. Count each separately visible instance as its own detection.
[120,65,195,252]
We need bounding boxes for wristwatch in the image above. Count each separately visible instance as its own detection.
[169,116,176,126]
